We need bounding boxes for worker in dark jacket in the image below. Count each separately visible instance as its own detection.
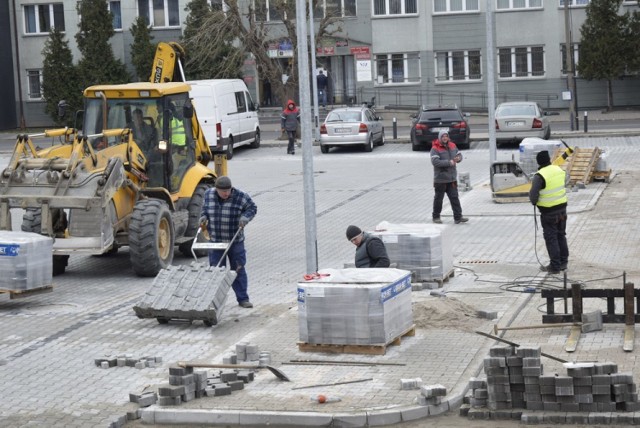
[280,99,300,155]
[346,225,390,268]
[529,150,569,275]
[430,130,468,224]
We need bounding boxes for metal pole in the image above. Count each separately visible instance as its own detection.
[485,0,497,165]
[308,1,320,141]
[564,0,576,131]
[295,0,319,274]
[584,111,588,133]
[392,117,397,140]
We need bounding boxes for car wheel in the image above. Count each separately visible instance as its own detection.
[250,130,260,149]
[378,129,385,146]
[226,137,234,160]
[543,127,551,140]
[320,144,329,154]
[364,135,373,152]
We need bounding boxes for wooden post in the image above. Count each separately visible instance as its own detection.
[571,283,583,323]
[623,282,635,352]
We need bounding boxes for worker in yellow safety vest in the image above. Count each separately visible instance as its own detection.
[170,104,186,148]
[529,150,569,275]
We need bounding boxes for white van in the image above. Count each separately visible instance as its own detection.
[187,79,260,160]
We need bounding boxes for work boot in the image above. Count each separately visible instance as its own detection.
[540,265,561,275]
[560,262,568,270]
[433,218,442,224]
[239,301,253,308]
[455,217,469,224]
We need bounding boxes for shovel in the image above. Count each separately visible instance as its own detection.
[178,361,291,382]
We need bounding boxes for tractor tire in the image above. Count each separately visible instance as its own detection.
[179,183,211,257]
[129,199,175,277]
[22,208,69,276]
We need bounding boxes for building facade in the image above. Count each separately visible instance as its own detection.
[4,0,640,129]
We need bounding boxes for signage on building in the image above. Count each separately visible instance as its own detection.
[350,46,371,60]
[356,60,372,82]
[316,47,335,55]
[268,40,293,58]
[336,40,349,47]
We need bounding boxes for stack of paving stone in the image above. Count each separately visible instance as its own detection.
[518,138,563,177]
[132,263,237,325]
[0,231,52,290]
[94,355,162,369]
[371,222,453,283]
[416,384,447,406]
[464,345,640,422]
[297,268,413,345]
[156,366,208,406]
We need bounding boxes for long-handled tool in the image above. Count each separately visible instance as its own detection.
[178,361,291,381]
[191,226,243,265]
[475,330,567,363]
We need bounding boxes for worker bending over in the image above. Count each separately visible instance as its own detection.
[346,225,390,268]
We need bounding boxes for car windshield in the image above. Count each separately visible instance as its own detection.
[497,105,537,116]
[327,111,361,123]
[420,110,461,121]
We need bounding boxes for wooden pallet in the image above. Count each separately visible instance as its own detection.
[297,325,416,356]
[592,169,612,183]
[0,284,53,299]
[562,147,601,185]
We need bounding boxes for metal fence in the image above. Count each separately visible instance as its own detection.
[332,88,561,111]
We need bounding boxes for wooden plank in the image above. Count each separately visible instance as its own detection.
[297,325,416,356]
[623,325,635,352]
[0,285,53,299]
[565,325,582,353]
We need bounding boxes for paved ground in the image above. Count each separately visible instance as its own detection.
[0,128,639,427]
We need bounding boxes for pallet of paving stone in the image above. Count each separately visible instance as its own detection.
[133,262,237,327]
[431,268,455,287]
[0,284,53,299]
[297,325,416,356]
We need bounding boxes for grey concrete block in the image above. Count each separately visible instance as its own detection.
[560,403,580,412]
[220,371,238,382]
[169,366,193,376]
[522,367,542,377]
[181,391,195,402]
[612,372,634,384]
[516,347,541,358]
[523,357,541,367]
[158,396,182,406]
[566,412,590,423]
[448,394,464,410]
[223,354,238,364]
[152,408,241,425]
[572,376,593,386]
[400,405,429,421]
[592,384,611,395]
[579,403,598,412]
[126,408,142,420]
[101,361,110,369]
[542,402,561,411]
[400,378,423,390]
[459,404,470,417]
[237,370,254,383]
[581,310,603,333]
[117,358,126,367]
[470,397,487,408]
[213,385,232,396]
[135,362,145,369]
[237,410,333,427]
[474,389,488,399]
[521,412,543,423]
[227,380,244,391]
[507,356,523,367]
[588,411,612,424]
[157,384,185,397]
[575,393,594,404]
[594,362,618,375]
[485,356,507,368]
[427,401,449,415]
[420,384,446,397]
[476,310,498,320]
[487,375,509,384]
[467,408,491,420]
[138,393,157,407]
[489,346,514,357]
[332,412,368,428]
[525,401,544,410]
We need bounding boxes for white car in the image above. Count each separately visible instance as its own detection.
[495,102,557,146]
[319,106,384,153]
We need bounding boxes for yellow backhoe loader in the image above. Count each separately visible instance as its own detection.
[0,43,223,277]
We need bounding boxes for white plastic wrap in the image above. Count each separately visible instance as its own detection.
[297,268,413,345]
[519,138,563,177]
[371,222,453,282]
[0,231,53,290]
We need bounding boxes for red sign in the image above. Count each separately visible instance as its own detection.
[350,46,371,60]
[316,47,335,55]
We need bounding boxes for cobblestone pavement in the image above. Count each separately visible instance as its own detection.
[0,137,639,427]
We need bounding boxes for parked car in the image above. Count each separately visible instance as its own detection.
[494,101,558,145]
[409,105,470,151]
[319,106,384,153]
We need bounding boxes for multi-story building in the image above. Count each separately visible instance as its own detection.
[3,0,640,130]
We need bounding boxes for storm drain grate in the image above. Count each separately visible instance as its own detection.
[458,260,499,264]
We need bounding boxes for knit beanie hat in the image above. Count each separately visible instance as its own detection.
[438,129,450,140]
[536,150,551,166]
[215,176,232,189]
[346,225,362,241]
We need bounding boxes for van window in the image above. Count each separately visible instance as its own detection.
[246,91,256,112]
[235,92,247,113]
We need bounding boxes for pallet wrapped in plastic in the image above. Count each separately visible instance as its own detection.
[0,231,53,290]
[371,222,453,282]
[519,138,563,177]
[298,268,413,345]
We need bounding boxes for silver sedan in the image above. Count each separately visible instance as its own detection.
[319,106,384,153]
[495,101,558,145]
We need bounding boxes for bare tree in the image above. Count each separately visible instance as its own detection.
[185,0,342,108]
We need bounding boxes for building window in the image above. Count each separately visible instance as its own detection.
[109,1,122,30]
[496,0,542,10]
[137,0,179,27]
[560,43,579,75]
[24,3,65,34]
[559,0,590,6]
[435,50,481,82]
[375,53,420,84]
[433,0,479,13]
[373,0,417,16]
[27,70,43,100]
[498,46,545,79]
